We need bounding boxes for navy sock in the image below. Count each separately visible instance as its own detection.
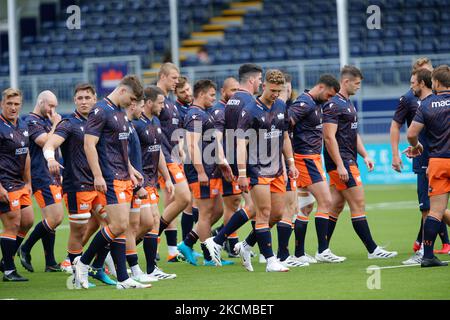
[92,244,110,269]
[201,242,212,261]
[245,221,257,247]
[126,253,139,268]
[184,230,199,248]
[165,229,178,247]
[68,251,82,264]
[416,218,424,244]
[143,231,158,274]
[255,224,273,259]
[41,223,57,266]
[80,227,114,265]
[110,237,128,282]
[181,211,194,240]
[21,221,47,253]
[276,220,292,261]
[423,216,441,259]
[16,233,25,254]
[192,207,199,223]
[214,208,249,245]
[327,214,338,243]
[351,213,377,253]
[158,217,170,236]
[315,212,329,254]
[227,236,239,254]
[438,221,449,244]
[1,234,17,271]
[294,217,308,257]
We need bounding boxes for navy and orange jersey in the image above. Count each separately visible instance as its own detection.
[0,115,29,192]
[85,98,130,182]
[237,97,288,179]
[183,105,218,183]
[224,90,256,175]
[158,96,181,164]
[288,91,323,155]
[133,114,163,188]
[413,92,450,158]
[25,112,61,190]
[322,93,359,171]
[54,111,94,193]
[208,99,226,132]
[128,120,143,177]
[392,89,429,172]
[175,99,190,127]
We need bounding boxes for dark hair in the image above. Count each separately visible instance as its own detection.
[144,86,165,102]
[412,68,432,89]
[176,76,189,91]
[431,65,450,87]
[193,79,217,98]
[238,63,263,83]
[120,75,144,100]
[317,74,340,92]
[341,65,364,80]
[74,83,96,96]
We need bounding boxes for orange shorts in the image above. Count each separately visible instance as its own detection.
[105,179,133,205]
[158,163,186,189]
[64,190,106,214]
[0,186,32,213]
[189,178,222,199]
[222,178,242,197]
[34,185,63,209]
[130,186,159,212]
[427,158,450,196]
[251,175,286,193]
[328,164,362,191]
[294,153,327,188]
[286,175,298,192]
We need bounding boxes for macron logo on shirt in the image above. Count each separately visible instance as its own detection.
[431,100,450,108]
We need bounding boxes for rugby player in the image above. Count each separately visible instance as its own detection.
[390,58,449,255]
[323,66,397,259]
[0,88,33,281]
[73,75,151,289]
[43,84,115,285]
[405,65,450,267]
[19,90,64,272]
[289,74,346,263]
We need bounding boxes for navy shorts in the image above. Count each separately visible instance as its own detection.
[416,172,430,211]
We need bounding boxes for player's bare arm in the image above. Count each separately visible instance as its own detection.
[282,132,298,180]
[406,121,425,158]
[390,120,404,172]
[84,133,106,193]
[43,134,65,176]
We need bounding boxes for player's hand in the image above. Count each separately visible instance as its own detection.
[198,172,209,187]
[165,180,175,200]
[49,109,61,125]
[94,175,107,193]
[238,176,249,193]
[402,143,423,159]
[300,204,313,216]
[288,164,299,180]
[219,163,233,182]
[25,182,32,195]
[0,185,9,204]
[364,157,375,172]
[47,158,64,176]
[337,164,349,182]
[136,187,148,200]
[391,155,403,172]
[179,148,186,163]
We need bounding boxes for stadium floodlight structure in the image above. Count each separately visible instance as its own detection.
[169,0,180,67]
[8,0,19,89]
[336,0,350,68]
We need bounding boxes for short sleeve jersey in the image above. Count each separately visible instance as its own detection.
[54,111,94,193]
[392,89,429,172]
[133,114,163,187]
[288,91,323,155]
[25,112,61,190]
[208,99,226,133]
[158,96,182,164]
[183,105,218,182]
[413,93,450,158]
[237,98,288,178]
[322,93,358,171]
[0,115,29,191]
[85,98,130,181]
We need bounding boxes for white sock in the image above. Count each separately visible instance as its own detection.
[168,246,179,256]
[266,256,277,265]
[131,264,143,276]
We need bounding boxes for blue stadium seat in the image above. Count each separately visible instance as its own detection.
[41,21,55,29]
[289,32,309,44]
[27,62,45,74]
[268,48,286,60]
[22,36,35,44]
[132,42,150,54]
[31,47,47,57]
[80,46,97,56]
[421,25,439,37]
[37,35,51,43]
[436,40,450,52]
[350,43,363,56]
[51,47,65,56]
[400,26,417,37]
[101,45,116,55]
[381,40,399,55]
[251,50,269,62]
[19,50,31,59]
[362,69,379,86]
[45,62,60,73]
[421,10,438,21]
[328,44,339,57]
[235,50,251,62]
[311,32,327,42]
[402,11,417,24]
[0,65,9,75]
[85,31,101,41]
[401,41,418,54]
[214,50,233,64]
[65,46,81,56]
[383,26,401,39]
[308,45,327,58]
[384,12,401,25]
[365,42,380,56]
[420,41,435,53]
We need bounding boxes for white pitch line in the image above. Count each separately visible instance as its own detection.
[367,261,450,270]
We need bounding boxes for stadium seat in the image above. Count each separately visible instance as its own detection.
[401,41,418,54]
[45,62,60,73]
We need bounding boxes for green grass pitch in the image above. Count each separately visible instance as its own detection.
[1,184,449,300]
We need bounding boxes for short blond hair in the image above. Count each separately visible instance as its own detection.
[413,57,432,72]
[158,62,180,80]
[265,69,285,85]
[2,88,22,101]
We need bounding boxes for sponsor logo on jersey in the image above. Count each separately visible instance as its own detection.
[264,129,282,139]
[431,99,450,108]
[147,145,161,152]
[118,132,129,140]
[277,113,285,120]
[227,99,240,106]
[15,147,28,155]
[351,122,358,129]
